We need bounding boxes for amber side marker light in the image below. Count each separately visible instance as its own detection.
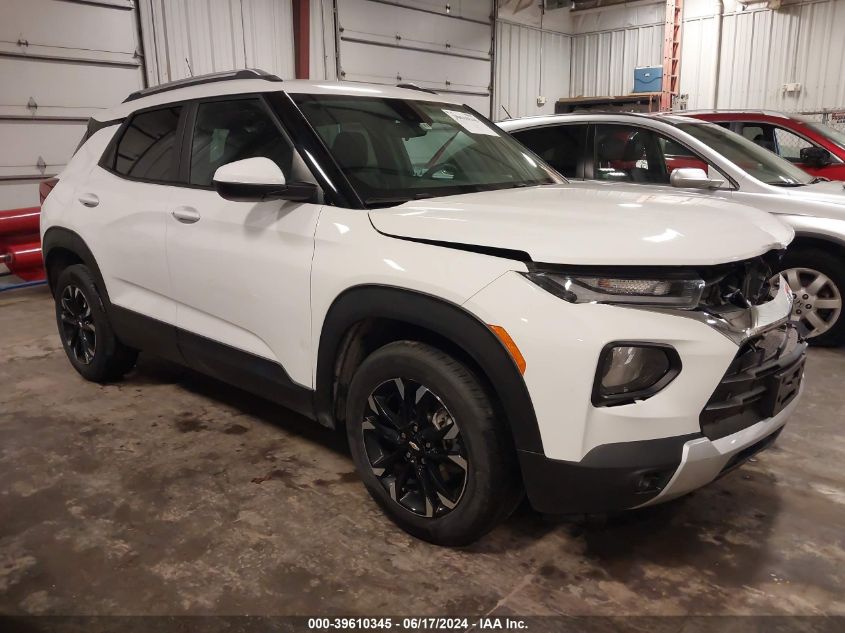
[488,325,526,375]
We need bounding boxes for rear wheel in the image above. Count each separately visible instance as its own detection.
[54,264,138,382]
[345,341,521,546]
[778,249,845,346]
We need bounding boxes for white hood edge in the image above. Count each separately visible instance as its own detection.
[369,182,794,267]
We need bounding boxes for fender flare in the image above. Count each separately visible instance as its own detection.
[792,230,845,252]
[42,227,110,301]
[314,285,544,454]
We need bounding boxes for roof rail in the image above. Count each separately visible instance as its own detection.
[396,82,438,95]
[123,69,283,103]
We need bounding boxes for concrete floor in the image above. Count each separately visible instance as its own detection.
[1,286,843,617]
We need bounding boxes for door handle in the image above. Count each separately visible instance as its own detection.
[171,206,201,224]
[78,193,99,207]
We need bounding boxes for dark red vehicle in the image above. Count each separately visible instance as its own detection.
[684,110,845,181]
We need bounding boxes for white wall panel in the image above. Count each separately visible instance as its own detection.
[680,0,845,111]
[337,0,493,115]
[242,0,295,76]
[138,0,294,85]
[0,120,87,179]
[309,0,337,80]
[0,0,139,66]
[494,21,571,120]
[384,0,493,22]
[570,23,662,97]
[0,0,143,210]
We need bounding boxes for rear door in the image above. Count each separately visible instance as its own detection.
[81,104,185,346]
[164,95,322,396]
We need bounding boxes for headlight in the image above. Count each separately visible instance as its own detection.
[593,343,682,406]
[524,271,705,309]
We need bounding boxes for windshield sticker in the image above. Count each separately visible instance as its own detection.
[443,110,499,136]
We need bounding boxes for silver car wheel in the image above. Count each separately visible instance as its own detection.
[782,267,843,338]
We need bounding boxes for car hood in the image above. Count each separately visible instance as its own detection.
[779,180,845,218]
[368,182,793,266]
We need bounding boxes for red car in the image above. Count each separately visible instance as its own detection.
[684,110,845,181]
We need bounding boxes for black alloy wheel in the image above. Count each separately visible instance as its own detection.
[59,284,97,364]
[346,341,522,545]
[362,378,468,518]
[53,264,138,382]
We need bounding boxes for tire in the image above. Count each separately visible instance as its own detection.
[778,248,845,347]
[54,264,138,382]
[345,341,522,546]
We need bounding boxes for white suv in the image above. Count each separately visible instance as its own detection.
[42,70,804,545]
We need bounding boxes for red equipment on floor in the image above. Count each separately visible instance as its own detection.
[0,206,45,284]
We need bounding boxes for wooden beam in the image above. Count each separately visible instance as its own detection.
[292,0,310,79]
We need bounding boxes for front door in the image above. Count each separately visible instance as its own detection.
[165,96,322,400]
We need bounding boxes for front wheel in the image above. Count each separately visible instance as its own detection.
[778,249,845,347]
[345,341,521,546]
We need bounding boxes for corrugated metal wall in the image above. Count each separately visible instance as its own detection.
[568,1,664,98]
[570,23,662,97]
[138,0,295,85]
[681,0,845,111]
[493,21,571,120]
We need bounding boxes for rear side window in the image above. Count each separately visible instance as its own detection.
[189,99,294,186]
[510,125,587,178]
[113,106,182,182]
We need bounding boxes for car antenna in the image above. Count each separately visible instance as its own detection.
[501,105,513,120]
[185,57,193,77]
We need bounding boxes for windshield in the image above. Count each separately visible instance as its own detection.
[802,120,845,151]
[292,94,561,205]
[676,121,813,186]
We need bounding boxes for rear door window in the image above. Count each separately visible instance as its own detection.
[113,106,183,182]
[510,124,588,178]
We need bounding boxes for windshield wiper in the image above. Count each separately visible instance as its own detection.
[364,193,433,208]
[768,182,807,187]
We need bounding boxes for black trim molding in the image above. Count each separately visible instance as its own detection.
[517,432,700,514]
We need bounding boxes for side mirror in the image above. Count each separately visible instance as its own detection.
[800,146,832,168]
[213,157,317,202]
[670,167,724,190]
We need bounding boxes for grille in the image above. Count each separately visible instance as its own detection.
[700,325,806,441]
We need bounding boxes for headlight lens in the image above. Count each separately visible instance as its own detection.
[593,344,681,406]
[525,272,705,309]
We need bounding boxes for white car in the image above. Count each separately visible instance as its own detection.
[500,112,845,346]
[41,70,804,545]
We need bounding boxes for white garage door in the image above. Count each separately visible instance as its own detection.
[336,0,494,116]
[0,0,145,210]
